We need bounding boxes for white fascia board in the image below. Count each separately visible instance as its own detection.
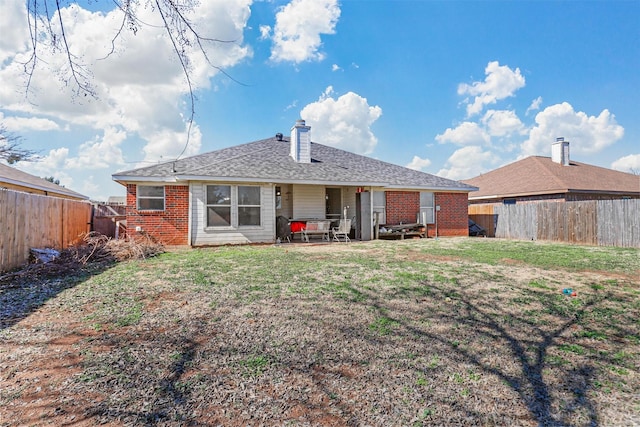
[176,175,388,187]
[468,195,500,201]
[383,184,478,192]
[111,175,182,183]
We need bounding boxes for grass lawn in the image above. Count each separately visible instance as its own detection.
[1,238,639,426]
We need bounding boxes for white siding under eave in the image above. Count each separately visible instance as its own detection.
[292,184,325,219]
[190,182,275,245]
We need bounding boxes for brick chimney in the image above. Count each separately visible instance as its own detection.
[552,137,570,166]
[290,119,311,163]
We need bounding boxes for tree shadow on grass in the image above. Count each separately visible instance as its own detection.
[0,252,116,331]
[361,281,634,427]
[84,335,200,425]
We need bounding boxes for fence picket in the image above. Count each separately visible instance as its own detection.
[471,199,639,247]
[0,189,92,272]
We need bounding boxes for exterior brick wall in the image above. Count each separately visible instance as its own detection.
[427,192,469,237]
[385,191,420,225]
[384,190,469,237]
[126,184,189,245]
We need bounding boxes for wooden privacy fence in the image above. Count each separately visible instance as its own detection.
[0,189,92,272]
[469,199,640,247]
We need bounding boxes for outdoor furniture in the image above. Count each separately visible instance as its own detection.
[378,223,425,240]
[276,216,292,243]
[290,220,307,241]
[332,219,351,242]
[301,220,331,242]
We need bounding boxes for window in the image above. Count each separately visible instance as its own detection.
[137,185,165,210]
[207,185,231,226]
[275,186,282,209]
[206,185,261,227]
[238,186,261,226]
[420,192,434,224]
[372,191,386,224]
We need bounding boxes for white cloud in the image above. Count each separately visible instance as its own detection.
[259,25,271,40]
[270,0,340,63]
[435,122,490,146]
[301,86,382,154]
[406,156,431,171]
[526,96,543,115]
[458,61,525,117]
[437,146,496,180]
[611,154,640,174]
[0,1,252,196]
[140,124,203,165]
[481,109,524,137]
[1,1,252,128]
[332,64,341,72]
[522,102,624,156]
[14,127,126,183]
[0,0,29,62]
[14,147,74,189]
[0,113,60,132]
[69,127,127,169]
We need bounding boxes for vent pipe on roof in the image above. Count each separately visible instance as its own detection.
[290,119,311,163]
[552,137,570,166]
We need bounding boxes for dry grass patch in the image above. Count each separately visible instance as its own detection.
[1,238,638,426]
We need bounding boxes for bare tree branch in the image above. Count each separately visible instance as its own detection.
[0,126,40,164]
[20,0,246,158]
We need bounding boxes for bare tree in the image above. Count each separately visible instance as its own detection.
[22,0,239,158]
[0,125,39,164]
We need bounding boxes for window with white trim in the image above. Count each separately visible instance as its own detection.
[206,185,231,226]
[137,185,165,211]
[420,192,435,224]
[238,186,261,226]
[206,185,261,228]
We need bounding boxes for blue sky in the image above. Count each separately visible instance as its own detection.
[1,0,638,201]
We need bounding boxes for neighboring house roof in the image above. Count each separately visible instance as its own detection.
[0,163,89,200]
[463,156,640,200]
[113,136,477,192]
[107,196,126,205]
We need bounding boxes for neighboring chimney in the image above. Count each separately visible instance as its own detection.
[290,119,311,163]
[552,137,570,166]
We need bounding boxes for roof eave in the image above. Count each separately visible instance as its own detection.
[385,184,478,192]
[468,189,570,200]
[564,188,640,196]
[111,175,182,184]
[175,175,389,186]
[1,177,88,199]
[469,188,640,200]
[120,174,477,191]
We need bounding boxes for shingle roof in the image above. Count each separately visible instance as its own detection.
[0,163,89,200]
[463,156,640,200]
[113,136,476,192]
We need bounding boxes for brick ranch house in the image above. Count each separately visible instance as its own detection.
[463,138,640,236]
[112,120,477,245]
[463,139,640,205]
